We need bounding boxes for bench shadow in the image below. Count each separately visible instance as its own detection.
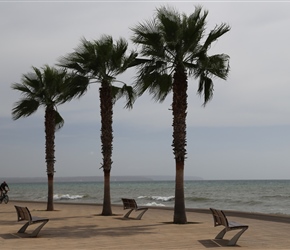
[198,239,241,248]
[0,233,21,239]
[114,217,142,221]
[198,239,221,248]
[94,213,123,217]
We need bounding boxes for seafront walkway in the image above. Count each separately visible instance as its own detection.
[1,201,290,249]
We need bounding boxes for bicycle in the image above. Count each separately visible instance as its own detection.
[0,190,9,204]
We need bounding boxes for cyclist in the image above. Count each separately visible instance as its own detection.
[0,181,9,197]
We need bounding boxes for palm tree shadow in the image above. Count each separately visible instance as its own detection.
[34,213,161,239]
[161,221,203,225]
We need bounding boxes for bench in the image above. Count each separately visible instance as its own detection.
[210,208,249,246]
[14,205,49,237]
[121,198,148,220]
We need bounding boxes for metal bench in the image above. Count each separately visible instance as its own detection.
[210,208,249,246]
[121,198,148,220]
[14,205,49,237]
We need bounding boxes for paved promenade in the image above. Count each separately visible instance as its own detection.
[1,201,290,249]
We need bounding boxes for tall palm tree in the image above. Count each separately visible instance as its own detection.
[131,5,230,224]
[58,35,137,215]
[11,65,82,211]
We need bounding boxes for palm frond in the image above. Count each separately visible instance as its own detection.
[202,23,230,52]
[54,110,64,131]
[32,66,43,86]
[131,19,165,59]
[58,37,92,75]
[206,54,230,80]
[157,6,181,50]
[59,73,90,102]
[11,82,34,97]
[12,99,40,120]
[128,58,151,68]
[134,71,172,102]
[120,50,138,71]
[183,7,207,56]
[197,73,214,106]
[112,84,136,109]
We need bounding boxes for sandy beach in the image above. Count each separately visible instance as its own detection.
[1,201,290,249]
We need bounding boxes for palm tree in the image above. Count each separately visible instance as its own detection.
[131,5,230,224]
[58,35,137,215]
[11,65,82,211]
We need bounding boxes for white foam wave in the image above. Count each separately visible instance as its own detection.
[138,195,175,202]
[145,202,165,207]
[53,194,84,200]
[151,196,175,202]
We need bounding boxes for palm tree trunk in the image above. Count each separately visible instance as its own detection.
[100,81,113,216]
[174,160,186,223]
[47,173,54,211]
[102,169,112,215]
[45,107,55,211]
[172,65,188,224]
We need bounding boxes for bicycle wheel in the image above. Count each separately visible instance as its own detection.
[3,195,9,204]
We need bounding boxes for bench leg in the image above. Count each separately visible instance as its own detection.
[123,209,134,219]
[18,222,30,233]
[136,208,148,220]
[227,227,248,246]
[215,228,227,239]
[17,220,49,237]
[30,220,49,237]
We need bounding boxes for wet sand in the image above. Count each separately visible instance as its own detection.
[1,201,290,249]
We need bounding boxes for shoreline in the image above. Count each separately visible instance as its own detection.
[11,199,290,223]
[9,179,290,217]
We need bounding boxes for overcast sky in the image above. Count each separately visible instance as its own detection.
[1,1,289,180]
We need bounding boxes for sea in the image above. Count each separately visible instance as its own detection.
[5,178,290,216]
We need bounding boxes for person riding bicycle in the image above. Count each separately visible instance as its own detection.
[0,181,9,197]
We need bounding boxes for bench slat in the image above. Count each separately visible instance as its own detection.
[228,221,248,228]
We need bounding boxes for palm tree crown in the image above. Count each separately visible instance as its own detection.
[132,5,230,103]
[12,65,70,127]
[59,35,137,108]
[131,5,230,224]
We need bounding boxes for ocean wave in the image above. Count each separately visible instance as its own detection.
[53,194,84,200]
[152,196,175,202]
[145,202,165,207]
[138,195,175,202]
[236,200,263,205]
[186,196,211,202]
[261,194,290,199]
